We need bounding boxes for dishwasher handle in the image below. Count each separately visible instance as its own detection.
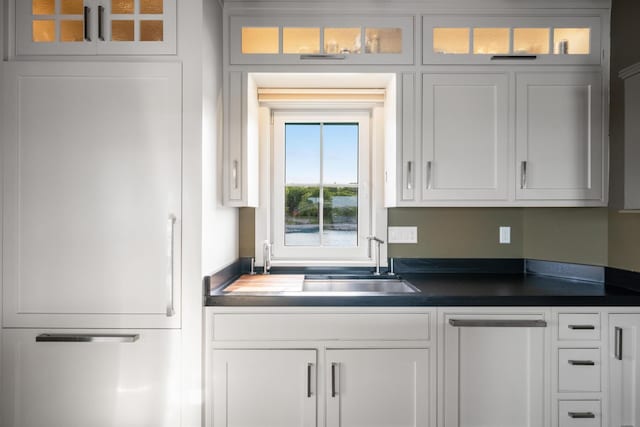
[449,319,547,328]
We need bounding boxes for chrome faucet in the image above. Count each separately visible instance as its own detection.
[366,235,385,276]
[262,241,272,275]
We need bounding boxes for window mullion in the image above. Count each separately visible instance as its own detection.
[319,122,324,247]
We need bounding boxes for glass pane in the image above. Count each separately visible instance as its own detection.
[323,187,357,247]
[111,20,134,41]
[283,27,320,54]
[285,124,320,184]
[33,0,55,15]
[140,20,163,41]
[242,27,278,54]
[285,186,320,246]
[61,0,83,14]
[323,123,358,185]
[513,28,549,54]
[33,20,55,42]
[111,0,134,14]
[140,0,163,14]
[433,28,469,54]
[324,28,360,54]
[473,28,510,54]
[365,28,401,54]
[60,20,83,41]
[554,28,590,54]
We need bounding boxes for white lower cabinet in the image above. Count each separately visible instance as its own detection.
[558,401,601,427]
[1,329,181,427]
[609,314,640,427]
[440,311,547,427]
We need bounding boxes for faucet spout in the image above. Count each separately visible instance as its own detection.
[366,235,385,276]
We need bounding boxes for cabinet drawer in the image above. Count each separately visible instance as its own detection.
[558,314,601,341]
[558,348,601,392]
[558,401,601,427]
[212,312,430,341]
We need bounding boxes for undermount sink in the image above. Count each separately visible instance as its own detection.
[302,275,419,294]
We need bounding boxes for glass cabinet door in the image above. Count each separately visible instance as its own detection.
[423,16,601,65]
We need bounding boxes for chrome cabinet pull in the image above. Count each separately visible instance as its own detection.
[307,363,313,398]
[568,412,596,419]
[569,324,595,330]
[568,360,595,366]
[520,161,528,189]
[166,214,176,317]
[98,5,105,41]
[83,6,91,41]
[232,160,239,190]
[406,161,413,190]
[426,161,433,190]
[331,363,337,397]
[615,326,623,360]
[491,55,538,60]
[36,334,139,343]
[449,319,547,328]
[300,54,346,60]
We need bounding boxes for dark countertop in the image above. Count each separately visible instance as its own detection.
[204,259,640,307]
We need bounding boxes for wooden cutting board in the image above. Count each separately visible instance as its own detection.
[224,274,305,293]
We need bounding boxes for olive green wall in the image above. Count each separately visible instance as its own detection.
[239,208,255,257]
[608,0,640,272]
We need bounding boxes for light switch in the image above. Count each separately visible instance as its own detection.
[499,226,511,244]
[388,226,418,244]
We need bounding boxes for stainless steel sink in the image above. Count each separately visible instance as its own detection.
[301,275,419,294]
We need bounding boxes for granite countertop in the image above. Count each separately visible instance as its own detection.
[204,259,640,307]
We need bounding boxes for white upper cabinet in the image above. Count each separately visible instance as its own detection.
[421,73,509,202]
[229,16,414,65]
[423,15,602,65]
[16,0,176,55]
[2,61,182,328]
[515,72,604,202]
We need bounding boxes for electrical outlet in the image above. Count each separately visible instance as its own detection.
[388,226,418,244]
[499,226,511,244]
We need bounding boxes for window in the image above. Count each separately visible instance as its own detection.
[272,111,371,261]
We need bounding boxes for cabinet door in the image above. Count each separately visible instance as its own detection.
[442,314,546,427]
[399,72,418,202]
[422,73,508,201]
[516,72,603,202]
[212,349,317,427]
[1,329,181,427]
[610,314,640,427]
[326,348,431,427]
[2,62,182,328]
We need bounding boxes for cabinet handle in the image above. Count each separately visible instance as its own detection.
[449,319,547,327]
[568,360,595,366]
[166,214,176,317]
[307,363,313,398]
[491,55,538,60]
[568,412,596,419]
[331,362,337,397]
[232,160,239,190]
[406,161,413,190]
[36,334,139,343]
[300,54,346,60]
[520,161,528,189]
[83,6,91,41]
[98,5,105,41]
[426,161,433,190]
[615,326,623,360]
[568,324,595,330]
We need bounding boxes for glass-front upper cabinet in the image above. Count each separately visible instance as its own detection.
[423,16,601,65]
[16,0,176,55]
[229,16,414,65]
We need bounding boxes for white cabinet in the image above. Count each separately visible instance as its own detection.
[515,72,604,202]
[16,0,176,55]
[212,349,317,427]
[423,15,602,65]
[326,349,430,427]
[2,61,182,328]
[399,72,418,202]
[620,63,640,210]
[440,312,547,427]
[1,329,181,427]
[609,314,640,427]
[229,16,414,65]
[421,73,509,201]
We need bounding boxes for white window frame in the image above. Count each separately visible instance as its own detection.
[272,111,371,261]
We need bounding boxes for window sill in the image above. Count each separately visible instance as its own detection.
[270,259,385,268]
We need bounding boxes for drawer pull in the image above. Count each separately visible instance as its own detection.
[568,324,595,330]
[568,360,595,366]
[568,412,596,419]
[449,319,547,328]
[491,55,538,60]
[300,54,346,60]
[36,334,139,343]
